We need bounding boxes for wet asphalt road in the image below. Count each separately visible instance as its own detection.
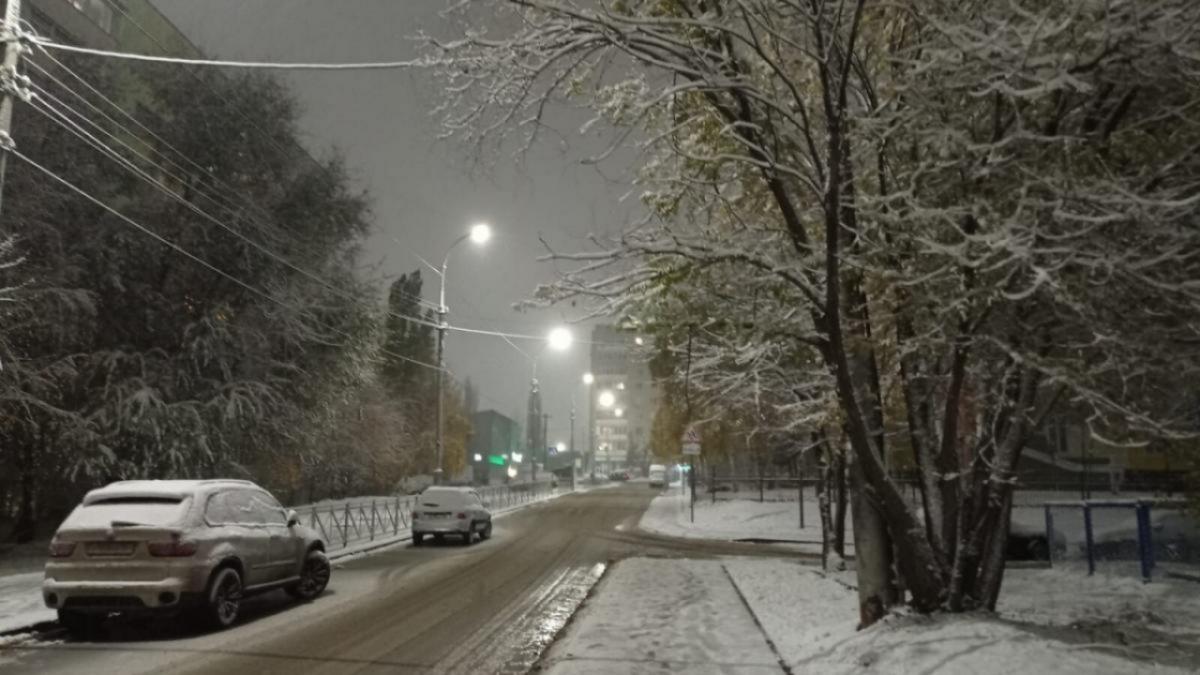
[0,484,812,674]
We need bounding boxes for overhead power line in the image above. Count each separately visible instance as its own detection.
[10,147,444,374]
[27,35,422,71]
[24,91,445,335]
[17,29,617,350]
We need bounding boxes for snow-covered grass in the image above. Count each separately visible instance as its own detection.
[724,558,1200,674]
[997,567,1200,634]
[638,490,851,555]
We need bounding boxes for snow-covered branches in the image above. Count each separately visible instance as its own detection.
[429,0,1200,619]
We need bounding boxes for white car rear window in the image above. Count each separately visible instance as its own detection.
[420,489,469,508]
[67,497,189,528]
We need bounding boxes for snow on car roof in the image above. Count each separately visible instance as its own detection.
[82,479,261,504]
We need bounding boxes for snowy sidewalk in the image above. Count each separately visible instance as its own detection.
[539,557,786,674]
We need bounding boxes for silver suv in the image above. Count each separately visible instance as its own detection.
[411,486,492,545]
[43,479,329,635]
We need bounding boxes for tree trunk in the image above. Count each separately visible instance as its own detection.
[833,449,848,557]
[849,453,894,627]
[815,433,837,570]
[13,449,36,544]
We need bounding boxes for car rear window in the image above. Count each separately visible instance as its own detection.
[420,489,469,508]
[67,497,190,528]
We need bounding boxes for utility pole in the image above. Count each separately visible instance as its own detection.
[587,393,595,479]
[569,397,576,485]
[0,0,24,217]
[434,272,447,485]
[539,412,548,482]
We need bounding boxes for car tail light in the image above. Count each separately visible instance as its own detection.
[48,541,76,558]
[147,540,197,557]
[456,512,467,520]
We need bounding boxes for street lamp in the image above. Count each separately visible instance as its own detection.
[582,372,595,385]
[556,441,567,453]
[598,390,616,409]
[615,407,624,418]
[432,222,491,484]
[469,222,492,244]
[547,326,573,351]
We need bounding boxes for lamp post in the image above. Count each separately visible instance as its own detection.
[581,372,594,478]
[506,327,574,483]
[432,222,491,485]
[596,389,617,474]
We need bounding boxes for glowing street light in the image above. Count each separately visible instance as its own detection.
[547,326,573,351]
[556,441,567,453]
[469,222,492,244]
[473,453,483,462]
[511,451,524,463]
[582,372,595,385]
[598,390,616,409]
[634,336,644,345]
[614,408,624,418]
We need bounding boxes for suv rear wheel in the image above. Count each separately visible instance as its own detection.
[201,567,243,630]
[480,522,493,540]
[287,550,330,601]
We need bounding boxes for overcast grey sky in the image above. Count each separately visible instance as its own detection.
[150,0,635,444]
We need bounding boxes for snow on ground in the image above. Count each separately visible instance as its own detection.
[721,558,1198,674]
[545,557,1197,674]
[539,557,783,674]
[638,490,849,555]
[0,572,53,634]
[997,566,1200,635]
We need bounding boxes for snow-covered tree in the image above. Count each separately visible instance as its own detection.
[427,0,1200,622]
[0,57,384,538]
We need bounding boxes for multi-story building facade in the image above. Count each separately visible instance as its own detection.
[588,325,660,474]
[26,0,202,55]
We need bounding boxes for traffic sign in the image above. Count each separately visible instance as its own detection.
[682,442,701,456]
[681,426,701,444]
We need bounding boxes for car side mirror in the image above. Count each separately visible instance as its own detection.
[286,509,299,527]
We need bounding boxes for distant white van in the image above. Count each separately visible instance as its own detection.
[647,464,667,488]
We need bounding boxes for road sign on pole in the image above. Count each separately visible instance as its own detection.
[682,426,701,444]
[682,443,701,456]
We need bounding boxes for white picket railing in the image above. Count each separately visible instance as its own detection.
[290,481,560,554]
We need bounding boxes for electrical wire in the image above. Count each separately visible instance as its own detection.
[24,80,579,356]
[28,35,421,71]
[19,32,620,349]
[8,147,445,374]
[25,90,445,336]
[27,41,436,315]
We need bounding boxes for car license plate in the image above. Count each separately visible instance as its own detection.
[86,542,137,557]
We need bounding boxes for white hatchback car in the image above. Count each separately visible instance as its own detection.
[411,486,492,546]
[43,479,329,635]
